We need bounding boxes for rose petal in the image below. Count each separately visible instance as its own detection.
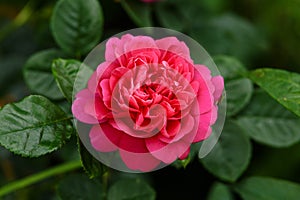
[124,36,157,53]
[90,124,117,152]
[156,37,191,60]
[72,89,98,124]
[105,34,134,61]
[146,137,190,164]
[193,111,213,142]
[104,121,149,153]
[87,71,98,93]
[95,94,111,122]
[118,132,149,153]
[212,75,224,101]
[179,146,190,160]
[119,150,161,172]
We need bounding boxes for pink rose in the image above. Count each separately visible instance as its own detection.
[72,34,224,172]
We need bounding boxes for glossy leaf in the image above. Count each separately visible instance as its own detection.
[237,90,300,147]
[51,0,103,55]
[214,56,253,116]
[201,121,251,182]
[207,182,234,200]
[0,95,73,157]
[235,176,300,200]
[52,59,93,102]
[108,179,156,200]
[57,174,104,200]
[120,0,152,27]
[249,68,300,117]
[79,140,106,179]
[23,49,67,100]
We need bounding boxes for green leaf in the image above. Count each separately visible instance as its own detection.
[23,49,68,100]
[52,59,93,102]
[155,0,207,32]
[107,179,156,200]
[79,140,106,179]
[51,0,103,55]
[57,174,104,200]
[120,0,153,27]
[155,2,186,32]
[236,89,300,147]
[201,121,251,182]
[226,79,253,116]
[207,182,234,200]
[214,55,247,79]
[214,56,253,116]
[190,14,267,63]
[249,68,300,117]
[234,176,300,200]
[0,95,73,157]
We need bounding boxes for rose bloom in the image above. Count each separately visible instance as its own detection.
[72,34,224,171]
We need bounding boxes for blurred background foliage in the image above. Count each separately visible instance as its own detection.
[1,0,300,199]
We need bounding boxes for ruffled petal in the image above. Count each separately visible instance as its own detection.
[72,89,98,124]
[105,34,134,61]
[146,137,190,164]
[211,75,224,101]
[90,124,117,152]
[119,150,161,172]
[156,37,191,60]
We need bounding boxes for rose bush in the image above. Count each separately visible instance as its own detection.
[72,34,224,171]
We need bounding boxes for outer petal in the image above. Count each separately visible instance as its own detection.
[90,125,117,152]
[194,65,214,114]
[179,146,190,160]
[211,75,224,101]
[105,34,134,61]
[155,37,191,60]
[123,35,157,53]
[193,111,213,142]
[119,150,161,172]
[72,89,98,124]
[145,137,190,164]
[87,71,98,93]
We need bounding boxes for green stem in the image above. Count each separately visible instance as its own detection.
[0,0,35,42]
[0,160,82,197]
[102,168,110,200]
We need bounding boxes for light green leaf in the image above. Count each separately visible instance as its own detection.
[201,121,251,182]
[249,68,300,117]
[108,179,156,200]
[23,49,68,100]
[120,0,153,27]
[52,59,93,102]
[79,140,106,179]
[236,90,300,147]
[57,174,104,200]
[51,0,103,55]
[207,182,234,200]
[235,176,300,200]
[0,95,73,157]
[214,56,253,116]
